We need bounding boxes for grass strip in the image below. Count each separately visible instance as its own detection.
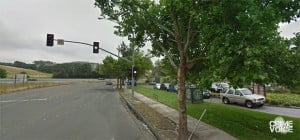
[135,86,300,140]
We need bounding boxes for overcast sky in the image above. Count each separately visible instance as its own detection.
[0,0,299,64]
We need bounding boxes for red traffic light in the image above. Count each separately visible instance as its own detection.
[46,34,54,46]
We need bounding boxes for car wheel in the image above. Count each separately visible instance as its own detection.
[222,98,230,104]
[246,101,253,108]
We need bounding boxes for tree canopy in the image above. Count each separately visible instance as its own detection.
[95,0,300,139]
[52,63,99,78]
[274,32,300,88]
[99,44,153,80]
[99,56,118,78]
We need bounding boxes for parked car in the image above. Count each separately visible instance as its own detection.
[106,81,113,85]
[163,83,171,91]
[210,82,219,92]
[168,84,178,93]
[160,83,168,90]
[98,77,105,80]
[153,83,161,89]
[210,82,230,93]
[220,88,265,108]
[219,82,230,93]
[202,90,211,99]
[127,80,137,86]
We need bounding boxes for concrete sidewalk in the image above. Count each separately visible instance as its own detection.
[131,90,236,140]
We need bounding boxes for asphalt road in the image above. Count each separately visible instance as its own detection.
[0,82,154,140]
[0,78,102,84]
[204,98,300,118]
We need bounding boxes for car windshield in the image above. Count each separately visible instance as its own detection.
[241,89,253,95]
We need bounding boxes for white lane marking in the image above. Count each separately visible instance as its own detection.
[29,99,47,101]
[0,100,16,103]
[0,98,47,103]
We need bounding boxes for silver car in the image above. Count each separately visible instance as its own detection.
[153,83,161,89]
[220,88,265,108]
[211,82,230,93]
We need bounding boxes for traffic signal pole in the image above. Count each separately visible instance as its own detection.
[54,39,133,63]
[131,47,135,99]
[47,34,135,98]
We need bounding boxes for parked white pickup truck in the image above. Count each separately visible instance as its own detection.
[220,88,265,108]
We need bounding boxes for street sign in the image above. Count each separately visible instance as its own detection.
[57,39,64,45]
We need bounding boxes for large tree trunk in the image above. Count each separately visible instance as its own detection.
[178,57,188,140]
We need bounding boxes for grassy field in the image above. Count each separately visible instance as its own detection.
[134,86,300,140]
[0,82,70,94]
[266,92,300,107]
[0,65,52,78]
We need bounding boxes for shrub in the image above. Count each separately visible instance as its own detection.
[266,92,300,107]
[0,68,7,78]
[290,86,300,94]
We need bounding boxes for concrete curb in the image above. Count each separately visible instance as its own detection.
[119,92,161,140]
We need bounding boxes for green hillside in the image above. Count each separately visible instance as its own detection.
[0,65,52,78]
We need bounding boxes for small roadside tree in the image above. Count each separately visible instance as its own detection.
[99,56,118,79]
[0,68,7,78]
[100,43,153,87]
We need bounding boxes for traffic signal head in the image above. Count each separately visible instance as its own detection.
[127,67,137,79]
[93,42,99,53]
[133,67,137,78]
[46,34,54,46]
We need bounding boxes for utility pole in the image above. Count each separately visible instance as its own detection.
[131,45,135,98]
[97,17,135,98]
[130,32,136,99]
[117,45,121,89]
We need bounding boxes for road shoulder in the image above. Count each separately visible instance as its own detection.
[120,89,236,140]
[119,90,178,140]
